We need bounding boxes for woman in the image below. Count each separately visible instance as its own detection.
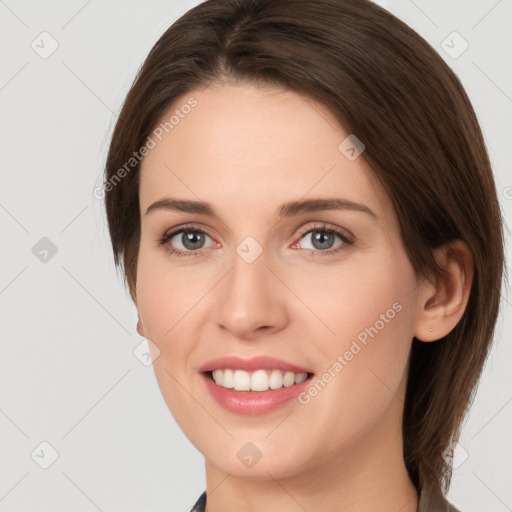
[102,0,504,510]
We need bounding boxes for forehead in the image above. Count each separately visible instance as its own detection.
[139,82,391,221]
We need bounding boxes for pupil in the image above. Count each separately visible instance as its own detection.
[183,231,204,250]
[312,231,333,250]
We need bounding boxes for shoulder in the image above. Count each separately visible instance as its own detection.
[190,490,206,512]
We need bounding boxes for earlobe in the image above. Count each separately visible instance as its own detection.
[414,240,474,342]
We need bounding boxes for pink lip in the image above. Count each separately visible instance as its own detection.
[198,356,314,415]
[198,355,312,374]
[200,372,314,415]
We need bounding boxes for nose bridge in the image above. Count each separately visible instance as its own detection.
[233,238,275,296]
[215,236,288,337]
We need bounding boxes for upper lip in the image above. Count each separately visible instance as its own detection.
[199,356,313,374]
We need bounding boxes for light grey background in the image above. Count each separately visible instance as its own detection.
[0,1,511,511]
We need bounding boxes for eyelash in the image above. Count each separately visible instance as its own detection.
[157,222,355,258]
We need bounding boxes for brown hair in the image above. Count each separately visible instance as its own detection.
[104,0,505,498]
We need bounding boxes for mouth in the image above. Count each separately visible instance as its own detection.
[199,357,316,414]
[203,369,315,393]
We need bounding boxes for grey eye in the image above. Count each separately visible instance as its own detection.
[300,230,344,251]
[170,230,213,251]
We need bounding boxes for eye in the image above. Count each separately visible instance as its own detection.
[293,223,354,254]
[158,225,216,256]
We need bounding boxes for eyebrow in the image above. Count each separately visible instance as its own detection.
[145,197,377,219]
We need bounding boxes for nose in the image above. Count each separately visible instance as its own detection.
[214,245,290,341]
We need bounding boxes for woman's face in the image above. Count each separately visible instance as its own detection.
[136,82,422,480]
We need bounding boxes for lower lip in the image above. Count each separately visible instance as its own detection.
[200,372,314,415]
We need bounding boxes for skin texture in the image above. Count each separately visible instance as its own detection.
[135,83,473,512]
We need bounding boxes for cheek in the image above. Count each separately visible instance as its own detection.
[294,251,416,390]
[290,249,415,349]
[314,263,415,419]
[135,245,216,395]
[135,245,201,340]
[135,247,202,424]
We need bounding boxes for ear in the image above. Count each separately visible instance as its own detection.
[136,317,145,337]
[413,240,474,342]
[132,289,144,337]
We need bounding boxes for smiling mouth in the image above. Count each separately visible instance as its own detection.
[204,369,315,392]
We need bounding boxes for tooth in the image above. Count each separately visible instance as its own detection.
[233,369,251,391]
[251,370,270,391]
[223,369,234,388]
[283,371,295,387]
[212,369,223,386]
[295,372,307,384]
[211,368,310,391]
[269,369,284,389]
